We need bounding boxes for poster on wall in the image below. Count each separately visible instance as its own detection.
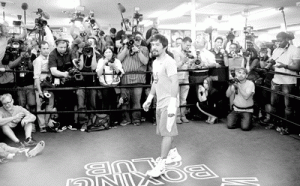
[170,30,191,47]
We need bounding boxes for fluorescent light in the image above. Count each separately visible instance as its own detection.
[148,10,168,18]
[140,19,153,27]
[248,8,277,20]
[60,0,80,9]
[158,2,191,20]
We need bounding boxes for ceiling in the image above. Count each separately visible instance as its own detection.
[1,0,300,32]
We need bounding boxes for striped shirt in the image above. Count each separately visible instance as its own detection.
[120,46,149,84]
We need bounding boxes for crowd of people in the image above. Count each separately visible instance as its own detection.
[0,17,299,154]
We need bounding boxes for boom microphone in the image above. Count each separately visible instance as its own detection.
[42,12,50,19]
[21,3,28,10]
[21,3,28,24]
[118,3,126,13]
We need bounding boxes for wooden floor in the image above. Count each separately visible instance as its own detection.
[0,120,299,186]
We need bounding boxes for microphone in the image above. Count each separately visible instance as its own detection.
[42,12,50,19]
[118,3,126,13]
[21,3,28,10]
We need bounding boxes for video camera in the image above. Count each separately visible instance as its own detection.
[35,8,48,28]
[83,45,93,55]
[68,67,84,81]
[85,10,96,27]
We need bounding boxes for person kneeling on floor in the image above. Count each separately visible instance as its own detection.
[226,68,255,131]
[0,141,45,163]
[0,93,38,147]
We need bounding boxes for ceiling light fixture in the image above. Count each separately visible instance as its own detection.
[158,2,191,21]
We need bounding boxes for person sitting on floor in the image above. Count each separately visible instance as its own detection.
[226,68,255,131]
[0,93,37,147]
[0,141,45,163]
[196,77,222,124]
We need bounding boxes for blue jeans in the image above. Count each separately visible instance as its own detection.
[227,111,252,131]
[17,85,36,113]
[121,86,143,123]
[270,82,295,120]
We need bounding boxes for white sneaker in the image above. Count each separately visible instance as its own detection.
[147,158,166,178]
[166,148,182,164]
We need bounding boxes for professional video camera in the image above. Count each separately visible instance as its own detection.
[85,10,96,27]
[35,8,48,28]
[68,67,84,81]
[132,7,143,32]
[70,11,85,24]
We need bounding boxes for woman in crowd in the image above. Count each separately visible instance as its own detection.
[96,46,124,125]
[196,77,222,124]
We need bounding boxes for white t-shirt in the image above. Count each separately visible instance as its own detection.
[153,54,179,108]
[96,58,123,86]
[272,45,300,84]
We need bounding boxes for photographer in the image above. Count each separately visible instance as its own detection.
[0,22,16,97]
[96,46,124,125]
[3,38,37,115]
[226,68,255,131]
[268,32,300,134]
[33,41,56,133]
[173,37,194,124]
[73,41,102,130]
[186,36,217,120]
[117,32,149,126]
[49,38,76,130]
[115,18,131,49]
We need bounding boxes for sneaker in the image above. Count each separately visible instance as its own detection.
[181,117,189,123]
[23,137,38,147]
[40,127,47,133]
[27,141,45,157]
[133,121,141,126]
[147,158,166,178]
[67,125,77,131]
[165,148,182,164]
[120,120,131,126]
[176,118,182,124]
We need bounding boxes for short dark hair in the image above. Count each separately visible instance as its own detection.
[110,28,116,34]
[151,34,168,48]
[176,37,182,41]
[39,41,49,48]
[182,37,192,43]
[214,37,223,43]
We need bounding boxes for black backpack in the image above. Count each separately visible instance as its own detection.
[86,114,110,132]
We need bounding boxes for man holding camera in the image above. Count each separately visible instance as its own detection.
[117,32,149,126]
[226,68,255,131]
[268,32,300,133]
[3,39,37,116]
[33,41,57,133]
[173,37,194,124]
[73,41,102,130]
[49,38,75,130]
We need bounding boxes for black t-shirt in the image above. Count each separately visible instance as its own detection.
[48,48,73,73]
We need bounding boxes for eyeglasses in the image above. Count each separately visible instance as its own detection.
[2,99,12,106]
